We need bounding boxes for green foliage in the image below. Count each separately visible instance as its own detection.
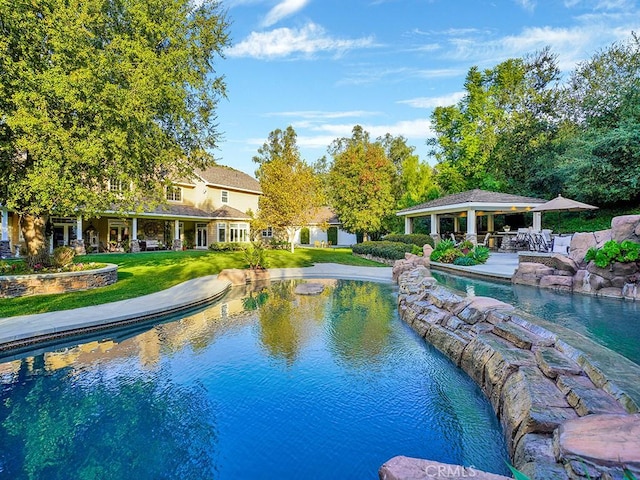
[254,126,321,252]
[471,245,491,264]
[243,242,269,270]
[585,239,640,268]
[300,227,310,245]
[208,242,244,252]
[52,246,75,267]
[453,256,477,266]
[0,0,231,256]
[352,241,415,260]
[430,240,491,265]
[383,234,434,247]
[328,126,396,239]
[0,260,104,275]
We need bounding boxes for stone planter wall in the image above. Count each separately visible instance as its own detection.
[513,215,640,300]
[352,253,397,266]
[396,265,639,480]
[0,264,118,298]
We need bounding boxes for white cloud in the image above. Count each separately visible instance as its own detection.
[514,0,537,11]
[398,92,466,109]
[228,23,376,59]
[262,0,310,27]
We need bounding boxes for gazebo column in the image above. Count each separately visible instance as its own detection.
[430,213,440,244]
[130,217,140,253]
[466,209,477,244]
[453,217,460,233]
[533,212,542,231]
[487,214,495,232]
[404,217,413,235]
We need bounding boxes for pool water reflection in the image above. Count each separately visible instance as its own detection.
[0,280,509,479]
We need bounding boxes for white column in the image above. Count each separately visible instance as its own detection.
[174,220,180,239]
[453,217,460,233]
[487,214,495,232]
[76,216,82,239]
[1,208,8,241]
[467,209,476,235]
[533,212,542,231]
[404,217,413,234]
[131,217,138,240]
[430,214,438,235]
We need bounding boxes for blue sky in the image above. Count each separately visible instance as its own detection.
[214,0,639,177]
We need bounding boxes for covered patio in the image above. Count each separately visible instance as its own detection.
[397,189,546,245]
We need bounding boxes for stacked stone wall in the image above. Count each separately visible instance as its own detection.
[0,264,118,298]
[396,265,640,480]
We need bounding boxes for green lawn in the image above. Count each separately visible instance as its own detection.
[0,247,383,318]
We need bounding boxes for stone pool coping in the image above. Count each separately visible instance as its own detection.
[0,264,392,352]
[397,265,640,479]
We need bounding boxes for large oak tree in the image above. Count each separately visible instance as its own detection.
[0,0,230,255]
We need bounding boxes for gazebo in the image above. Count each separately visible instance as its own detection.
[397,189,546,244]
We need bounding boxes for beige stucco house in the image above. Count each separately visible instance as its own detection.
[0,165,261,256]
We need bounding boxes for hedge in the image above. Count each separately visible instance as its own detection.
[383,234,434,248]
[352,241,420,260]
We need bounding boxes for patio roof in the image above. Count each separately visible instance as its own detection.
[397,189,546,217]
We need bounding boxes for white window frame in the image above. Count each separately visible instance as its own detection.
[217,223,226,243]
[166,185,182,202]
[229,222,248,243]
[262,227,273,238]
[221,190,229,203]
[109,178,125,192]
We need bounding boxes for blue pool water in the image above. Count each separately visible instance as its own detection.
[0,280,509,479]
[431,271,640,366]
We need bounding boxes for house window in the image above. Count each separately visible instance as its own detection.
[262,227,273,238]
[166,186,182,202]
[229,223,248,242]
[217,223,226,243]
[109,177,126,192]
[221,190,229,203]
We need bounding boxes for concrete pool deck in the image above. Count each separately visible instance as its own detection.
[0,264,392,351]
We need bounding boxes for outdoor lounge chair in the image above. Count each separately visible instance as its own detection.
[478,232,491,248]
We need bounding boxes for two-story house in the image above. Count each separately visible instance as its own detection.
[0,165,261,256]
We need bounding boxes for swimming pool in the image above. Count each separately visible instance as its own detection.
[431,270,640,366]
[0,280,509,479]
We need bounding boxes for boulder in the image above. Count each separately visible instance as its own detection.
[539,275,574,291]
[422,244,433,260]
[551,254,578,275]
[568,232,597,264]
[217,268,247,286]
[611,215,640,243]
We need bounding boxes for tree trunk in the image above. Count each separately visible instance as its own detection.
[287,227,296,253]
[20,214,48,256]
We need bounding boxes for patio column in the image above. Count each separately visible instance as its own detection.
[466,209,477,243]
[131,217,138,240]
[487,214,495,232]
[404,216,413,234]
[453,217,460,233]
[173,219,182,250]
[533,212,542,231]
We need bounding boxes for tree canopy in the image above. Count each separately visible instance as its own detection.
[0,0,230,253]
[253,126,320,252]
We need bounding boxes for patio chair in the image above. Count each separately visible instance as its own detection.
[450,233,460,246]
[477,232,491,248]
[513,228,530,250]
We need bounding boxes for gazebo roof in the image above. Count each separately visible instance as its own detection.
[397,189,546,217]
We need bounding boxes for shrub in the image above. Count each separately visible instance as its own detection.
[453,256,477,266]
[208,242,244,252]
[585,239,640,268]
[352,241,415,260]
[471,246,490,264]
[243,242,268,270]
[26,247,52,269]
[383,234,434,248]
[439,248,463,263]
[52,246,75,267]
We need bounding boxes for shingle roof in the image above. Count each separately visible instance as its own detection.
[196,165,261,193]
[210,205,251,220]
[398,189,545,214]
[309,206,341,224]
[147,204,213,218]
